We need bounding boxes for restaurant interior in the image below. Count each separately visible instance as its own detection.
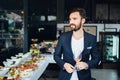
[0,0,120,80]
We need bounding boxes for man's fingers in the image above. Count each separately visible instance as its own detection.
[64,63,75,73]
[76,61,88,70]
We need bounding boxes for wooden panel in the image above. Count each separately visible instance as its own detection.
[103,62,117,69]
[84,26,97,36]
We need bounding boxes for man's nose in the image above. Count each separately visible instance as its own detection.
[69,20,73,24]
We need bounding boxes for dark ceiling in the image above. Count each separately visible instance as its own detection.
[0,0,120,10]
[0,0,120,17]
[0,0,56,10]
[0,0,57,15]
[0,0,23,10]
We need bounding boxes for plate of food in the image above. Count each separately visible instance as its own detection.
[20,69,33,78]
[0,66,9,75]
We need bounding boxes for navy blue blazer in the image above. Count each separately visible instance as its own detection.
[54,31,100,80]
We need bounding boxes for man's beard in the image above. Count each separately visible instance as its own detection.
[70,23,81,31]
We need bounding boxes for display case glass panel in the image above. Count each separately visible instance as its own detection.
[100,32,120,62]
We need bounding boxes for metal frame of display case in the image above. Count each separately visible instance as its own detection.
[0,33,23,48]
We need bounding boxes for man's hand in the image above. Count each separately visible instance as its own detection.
[76,61,88,70]
[64,63,75,73]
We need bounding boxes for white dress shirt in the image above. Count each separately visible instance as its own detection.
[70,36,84,80]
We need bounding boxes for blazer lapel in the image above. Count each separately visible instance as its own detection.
[67,31,74,58]
[82,32,89,55]
[84,32,89,50]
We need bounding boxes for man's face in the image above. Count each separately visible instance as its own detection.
[69,12,84,31]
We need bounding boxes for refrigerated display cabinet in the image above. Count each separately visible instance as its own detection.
[99,32,120,62]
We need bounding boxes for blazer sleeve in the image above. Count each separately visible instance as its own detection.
[54,35,65,69]
[87,36,101,68]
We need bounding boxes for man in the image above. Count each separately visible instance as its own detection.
[54,8,100,80]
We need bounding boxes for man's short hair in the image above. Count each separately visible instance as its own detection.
[69,8,86,19]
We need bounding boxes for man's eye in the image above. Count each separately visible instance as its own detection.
[73,18,77,20]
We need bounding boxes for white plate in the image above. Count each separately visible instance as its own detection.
[20,70,33,78]
[0,67,9,75]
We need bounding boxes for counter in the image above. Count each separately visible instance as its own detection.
[0,53,55,80]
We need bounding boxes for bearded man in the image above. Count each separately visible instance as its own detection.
[54,8,100,80]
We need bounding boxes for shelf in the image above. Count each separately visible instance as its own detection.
[29,21,57,26]
[0,33,23,49]
[0,33,22,39]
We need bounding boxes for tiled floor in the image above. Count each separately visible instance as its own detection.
[39,78,57,80]
[91,69,120,80]
[39,70,58,80]
[39,69,120,80]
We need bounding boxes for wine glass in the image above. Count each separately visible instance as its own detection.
[74,53,82,71]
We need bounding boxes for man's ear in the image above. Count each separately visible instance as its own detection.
[82,18,86,24]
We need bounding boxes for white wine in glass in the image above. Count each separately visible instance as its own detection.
[74,53,82,71]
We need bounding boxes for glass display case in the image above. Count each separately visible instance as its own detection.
[100,32,120,62]
[0,10,24,50]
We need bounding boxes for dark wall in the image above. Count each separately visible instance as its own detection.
[64,0,94,21]
[28,25,57,47]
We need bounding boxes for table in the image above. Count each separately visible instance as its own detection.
[23,54,55,80]
[0,53,55,80]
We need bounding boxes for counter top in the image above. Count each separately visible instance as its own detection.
[0,53,55,80]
